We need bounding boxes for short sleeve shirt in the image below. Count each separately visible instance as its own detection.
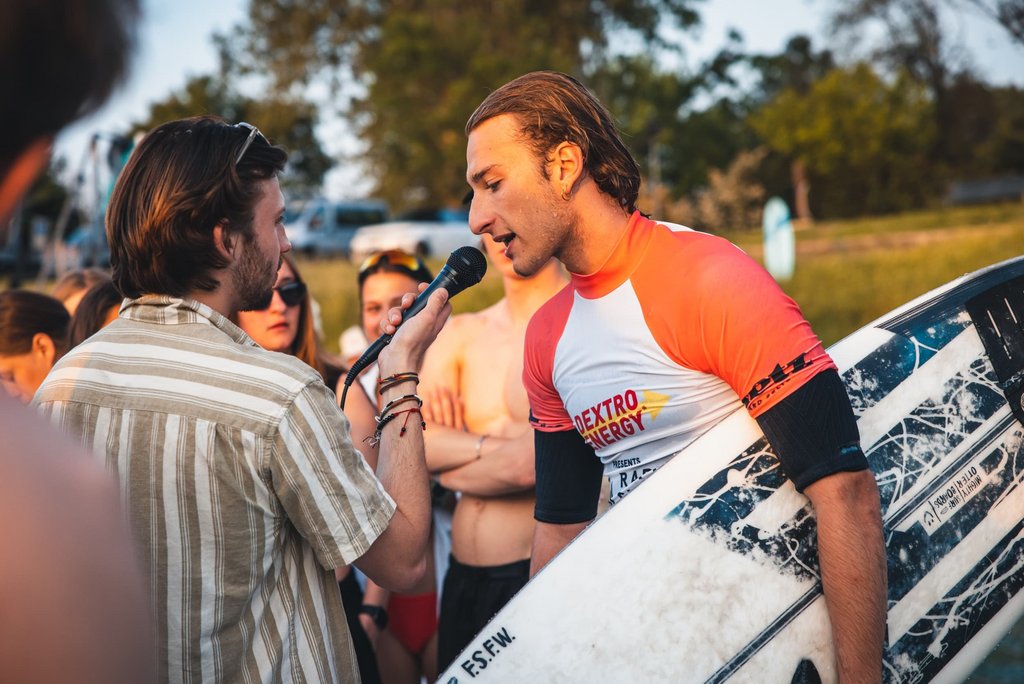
[524,213,835,503]
[35,295,395,683]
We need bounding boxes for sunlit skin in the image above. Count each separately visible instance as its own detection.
[236,260,301,353]
[0,333,58,404]
[361,271,421,344]
[466,115,583,277]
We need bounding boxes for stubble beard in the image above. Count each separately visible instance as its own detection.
[513,187,580,278]
[235,239,280,312]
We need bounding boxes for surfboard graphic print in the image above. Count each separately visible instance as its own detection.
[439,256,1024,684]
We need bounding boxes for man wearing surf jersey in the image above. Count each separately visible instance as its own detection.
[464,71,887,682]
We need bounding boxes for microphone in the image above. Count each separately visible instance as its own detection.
[340,246,488,408]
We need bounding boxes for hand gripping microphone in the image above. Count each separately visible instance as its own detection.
[340,246,488,409]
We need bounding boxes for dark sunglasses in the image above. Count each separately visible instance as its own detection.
[267,280,307,308]
[234,122,270,166]
[358,249,428,276]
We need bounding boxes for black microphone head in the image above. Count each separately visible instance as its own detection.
[445,246,487,296]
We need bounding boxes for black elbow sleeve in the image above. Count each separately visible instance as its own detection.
[755,369,869,492]
[534,429,604,524]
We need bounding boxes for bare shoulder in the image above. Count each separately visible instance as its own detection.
[440,299,509,345]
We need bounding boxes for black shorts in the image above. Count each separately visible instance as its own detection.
[438,555,530,670]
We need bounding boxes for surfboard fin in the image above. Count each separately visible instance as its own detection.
[790,658,822,684]
[967,275,1024,427]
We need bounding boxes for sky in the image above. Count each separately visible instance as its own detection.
[55,0,1024,202]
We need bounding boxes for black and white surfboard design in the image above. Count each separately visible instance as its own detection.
[440,257,1024,684]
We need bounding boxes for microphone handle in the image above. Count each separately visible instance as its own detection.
[340,265,458,409]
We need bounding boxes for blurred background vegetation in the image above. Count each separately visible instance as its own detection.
[14,0,1024,225]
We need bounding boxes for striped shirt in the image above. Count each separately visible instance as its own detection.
[35,296,396,683]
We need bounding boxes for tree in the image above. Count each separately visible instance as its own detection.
[959,0,1024,45]
[752,64,938,217]
[239,0,704,210]
[133,73,333,196]
[748,35,836,222]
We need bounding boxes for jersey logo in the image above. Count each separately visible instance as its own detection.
[742,352,813,412]
[572,388,669,450]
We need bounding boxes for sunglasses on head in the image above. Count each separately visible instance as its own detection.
[358,249,428,276]
[267,280,307,308]
[233,122,270,166]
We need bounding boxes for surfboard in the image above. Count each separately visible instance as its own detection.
[437,256,1024,683]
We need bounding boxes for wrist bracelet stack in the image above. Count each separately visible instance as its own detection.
[365,390,425,446]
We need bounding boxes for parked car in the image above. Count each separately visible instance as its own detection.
[284,198,388,256]
[349,208,476,263]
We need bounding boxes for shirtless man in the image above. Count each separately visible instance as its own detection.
[421,235,567,668]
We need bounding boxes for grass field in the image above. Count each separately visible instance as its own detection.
[299,201,1024,353]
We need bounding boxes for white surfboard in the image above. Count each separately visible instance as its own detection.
[437,256,1024,683]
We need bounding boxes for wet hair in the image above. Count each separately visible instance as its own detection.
[52,268,111,305]
[68,280,122,348]
[0,0,139,173]
[466,71,641,213]
[0,290,70,358]
[106,116,288,299]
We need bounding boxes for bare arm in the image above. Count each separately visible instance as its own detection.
[353,288,451,591]
[437,430,535,496]
[529,520,589,577]
[804,469,886,683]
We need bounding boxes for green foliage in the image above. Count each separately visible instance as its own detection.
[752,64,939,216]
[299,203,1024,353]
[241,0,704,210]
[132,74,333,195]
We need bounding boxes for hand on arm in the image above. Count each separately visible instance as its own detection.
[437,430,535,496]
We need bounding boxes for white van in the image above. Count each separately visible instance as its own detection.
[284,199,388,256]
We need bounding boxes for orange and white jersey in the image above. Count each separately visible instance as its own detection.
[524,213,835,504]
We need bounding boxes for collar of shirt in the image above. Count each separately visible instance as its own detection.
[120,295,257,348]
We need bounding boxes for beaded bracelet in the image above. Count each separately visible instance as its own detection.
[379,393,423,418]
[365,407,425,446]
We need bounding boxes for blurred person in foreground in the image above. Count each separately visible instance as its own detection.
[0,290,70,403]
[464,71,886,681]
[237,252,383,683]
[420,234,567,669]
[35,116,451,682]
[0,0,154,680]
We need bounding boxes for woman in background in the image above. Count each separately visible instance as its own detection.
[51,267,111,314]
[0,291,70,403]
[68,280,122,348]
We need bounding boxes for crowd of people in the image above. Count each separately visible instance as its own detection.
[1,1,887,682]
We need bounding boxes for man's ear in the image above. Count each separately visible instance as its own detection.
[550,141,585,197]
[212,223,235,261]
[0,138,53,227]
